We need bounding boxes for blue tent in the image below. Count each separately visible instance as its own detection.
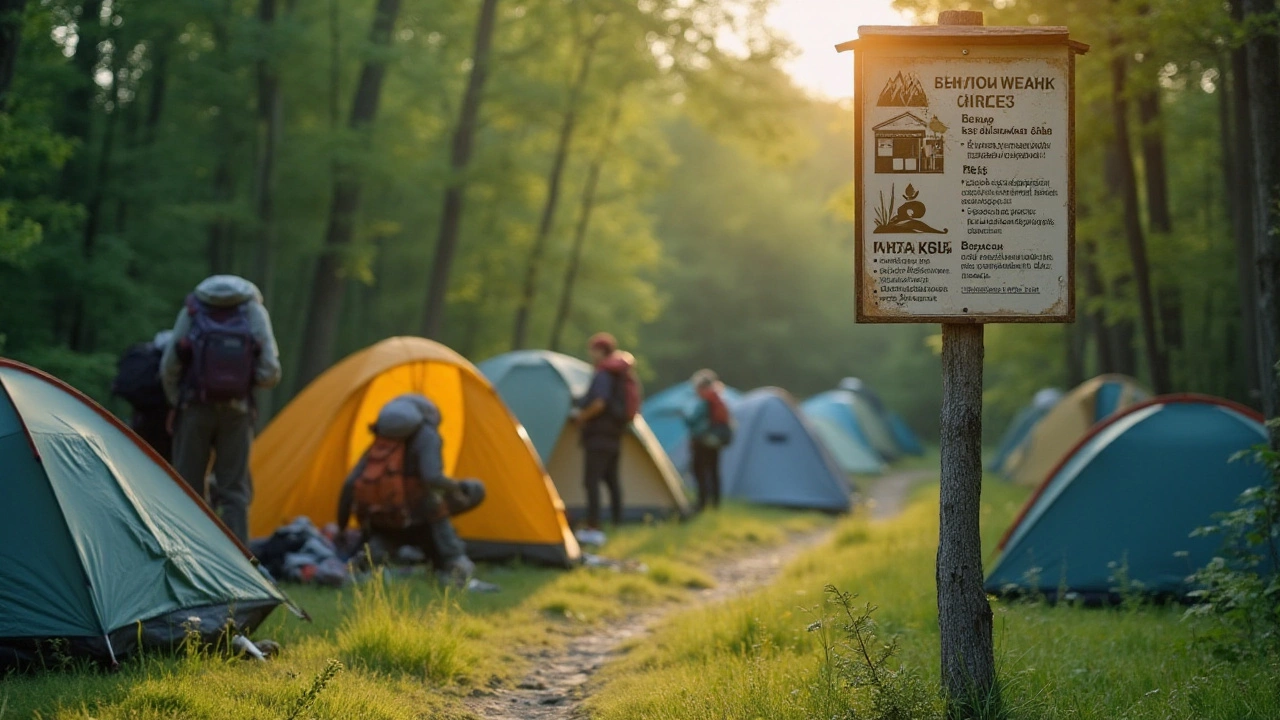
[987,388,1063,473]
[886,412,925,456]
[719,388,852,512]
[805,415,887,475]
[986,395,1271,600]
[801,389,900,462]
[478,351,689,521]
[641,381,742,472]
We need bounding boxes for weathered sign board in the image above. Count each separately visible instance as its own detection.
[839,27,1086,323]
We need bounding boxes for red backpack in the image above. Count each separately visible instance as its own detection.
[610,365,643,422]
[352,437,422,530]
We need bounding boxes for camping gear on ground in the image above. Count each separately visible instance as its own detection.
[988,387,1063,474]
[802,387,901,463]
[642,381,744,473]
[250,337,579,567]
[718,388,852,512]
[1003,374,1148,486]
[0,359,300,670]
[479,350,690,522]
[804,414,887,475]
[986,394,1271,601]
[250,517,349,587]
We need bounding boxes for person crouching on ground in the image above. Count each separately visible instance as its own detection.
[570,332,639,546]
[686,369,734,512]
[337,393,485,588]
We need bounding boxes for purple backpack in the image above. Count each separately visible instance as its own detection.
[179,294,258,403]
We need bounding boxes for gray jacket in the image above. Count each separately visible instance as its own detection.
[160,275,282,407]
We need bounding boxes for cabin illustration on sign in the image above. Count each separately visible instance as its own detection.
[873,112,947,174]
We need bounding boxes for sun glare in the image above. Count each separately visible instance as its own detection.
[767,0,909,101]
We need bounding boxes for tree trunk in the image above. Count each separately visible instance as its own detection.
[510,19,605,350]
[68,61,121,352]
[1243,0,1280,441]
[549,95,622,352]
[420,0,500,339]
[1108,48,1170,392]
[1137,89,1182,353]
[253,0,283,304]
[1228,0,1261,405]
[60,0,103,143]
[938,323,996,713]
[295,0,402,387]
[0,0,28,110]
[1083,255,1116,373]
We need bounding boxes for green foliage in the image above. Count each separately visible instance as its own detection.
[1185,441,1280,659]
[809,585,941,720]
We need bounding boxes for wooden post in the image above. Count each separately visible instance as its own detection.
[934,10,998,717]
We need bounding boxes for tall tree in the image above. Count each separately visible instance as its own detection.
[549,94,622,352]
[421,0,499,339]
[1107,41,1170,393]
[296,0,402,386]
[510,15,606,350]
[252,0,285,303]
[1243,0,1280,438]
[0,0,26,109]
[1138,89,1182,353]
[1226,0,1260,402]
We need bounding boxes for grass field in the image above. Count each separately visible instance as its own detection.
[1,504,829,720]
[586,478,1280,720]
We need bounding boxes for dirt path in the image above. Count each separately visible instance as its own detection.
[863,469,936,520]
[464,471,930,720]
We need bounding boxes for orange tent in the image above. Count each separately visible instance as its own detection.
[249,337,579,566]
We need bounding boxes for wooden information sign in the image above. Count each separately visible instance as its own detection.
[839,26,1087,323]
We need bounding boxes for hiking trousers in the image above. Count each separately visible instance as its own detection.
[583,448,623,528]
[691,442,721,511]
[172,402,254,542]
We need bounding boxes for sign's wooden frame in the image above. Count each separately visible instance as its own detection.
[839,26,1089,324]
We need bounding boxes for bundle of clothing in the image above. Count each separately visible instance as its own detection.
[249,517,355,587]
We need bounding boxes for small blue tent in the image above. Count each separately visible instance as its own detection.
[801,389,900,462]
[478,351,690,521]
[986,395,1271,600]
[886,412,925,456]
[987,388,1063,473]
[641,380,742,472]
[719,388,852,512]
[805,415,887,475]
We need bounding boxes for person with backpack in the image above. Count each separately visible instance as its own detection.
[685,369,733,512]
[160,275,282,542]
[335,394,487,588]
[111,330,174,461]
[569,332,641,545]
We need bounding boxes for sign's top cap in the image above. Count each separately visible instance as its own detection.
[837,26,1089,55]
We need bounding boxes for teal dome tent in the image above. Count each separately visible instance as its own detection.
[0,359,300,670]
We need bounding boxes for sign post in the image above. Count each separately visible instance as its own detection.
[838,10,1087,713]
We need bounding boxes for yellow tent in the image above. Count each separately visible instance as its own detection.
[249,337,580,566]
[1006,374,1149,487]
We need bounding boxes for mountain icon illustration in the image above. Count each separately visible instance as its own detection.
[877,71,928,107]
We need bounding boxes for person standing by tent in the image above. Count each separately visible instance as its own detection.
[160,275,281,542]
[111,330,175,461]
[685,369,734,512]
[336,393,487,588]
[570,332,640,546]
